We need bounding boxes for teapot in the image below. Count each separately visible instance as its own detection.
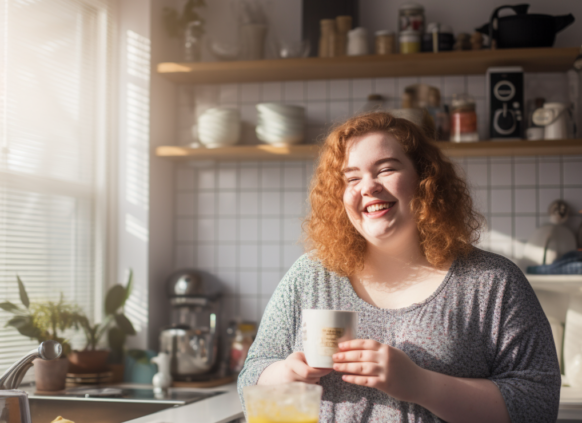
[476,4,574,49]
[0,341,62,423]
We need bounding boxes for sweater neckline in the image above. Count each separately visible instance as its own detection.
[339,258,458,314]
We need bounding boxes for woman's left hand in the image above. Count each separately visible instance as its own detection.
[332,339,425,403]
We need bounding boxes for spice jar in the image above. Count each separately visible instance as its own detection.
[375,30,395,55]
[450,94,479,142]
[319,19,336,58]
[229,322,256,373]
[399,30,420,54]
[399,2,425,33]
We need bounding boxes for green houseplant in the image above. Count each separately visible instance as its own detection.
[68,270,136,375]
[0,276,85,391]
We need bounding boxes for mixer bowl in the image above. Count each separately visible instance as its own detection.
[160,326,218,377]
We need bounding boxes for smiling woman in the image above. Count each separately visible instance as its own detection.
[237,111,561,423]
[306,113,481,277]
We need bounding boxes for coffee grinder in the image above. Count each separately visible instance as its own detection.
[159,269,224,381]
[487,67,524,139]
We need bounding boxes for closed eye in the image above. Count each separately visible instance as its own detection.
[379,168,395,174]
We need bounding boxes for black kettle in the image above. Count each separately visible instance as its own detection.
[476,4,574,49]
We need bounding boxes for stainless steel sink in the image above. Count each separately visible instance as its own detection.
[27,387,225,423]
[29,398,173,423]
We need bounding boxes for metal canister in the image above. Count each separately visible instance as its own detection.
[399,2,425,33]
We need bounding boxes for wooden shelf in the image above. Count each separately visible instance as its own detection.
[527,275,582,295]
[155,144,319,161]
[157,47,578,84]
[156,139,582,161]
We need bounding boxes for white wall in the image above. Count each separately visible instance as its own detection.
[117,0,153,350]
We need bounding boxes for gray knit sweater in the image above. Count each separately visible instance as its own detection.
[237,248,561,422]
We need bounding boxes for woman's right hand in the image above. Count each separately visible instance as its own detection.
[257,352,333,385]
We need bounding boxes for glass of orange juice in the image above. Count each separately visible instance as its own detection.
[243,382,322,423]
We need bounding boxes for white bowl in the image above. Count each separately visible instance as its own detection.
[198,121,241,148]
[256,126,304,145]
[256,103,305,117]
[256,120,305,133]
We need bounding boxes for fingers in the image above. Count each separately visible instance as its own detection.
[341,374,379,388]
[332,362,381,375]
[286,353,333,380]
[338,339,382,351]
[333,350,378,363]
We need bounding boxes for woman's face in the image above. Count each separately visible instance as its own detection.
[342,132,419,248]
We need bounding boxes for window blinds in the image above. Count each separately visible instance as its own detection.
[0,0,114,374]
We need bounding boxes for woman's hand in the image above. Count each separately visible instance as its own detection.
[332,339,425,402]
[257,351,333,385]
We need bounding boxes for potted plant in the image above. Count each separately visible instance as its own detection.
[68,270,136,378]
[0,276,85,391]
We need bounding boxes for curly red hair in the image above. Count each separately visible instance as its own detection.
[303,112,482,276]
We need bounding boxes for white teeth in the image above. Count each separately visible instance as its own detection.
[366,203,392,213]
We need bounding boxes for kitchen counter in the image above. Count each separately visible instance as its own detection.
[123,384,582,423]
[123,382,243,423]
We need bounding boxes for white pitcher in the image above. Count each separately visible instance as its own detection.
[532,102,571,140]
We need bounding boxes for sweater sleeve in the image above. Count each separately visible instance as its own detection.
[236,254,307,408]
[487,262,561,423]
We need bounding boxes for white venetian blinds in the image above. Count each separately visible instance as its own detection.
[0,0,115,373]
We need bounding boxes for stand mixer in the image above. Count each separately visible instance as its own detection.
[159,269,224,381]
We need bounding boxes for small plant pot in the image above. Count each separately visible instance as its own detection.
[33,357,69,392]
[68,350,110,374]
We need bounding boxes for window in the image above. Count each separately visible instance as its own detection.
[0,0,115,374]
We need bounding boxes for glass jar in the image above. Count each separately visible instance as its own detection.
[375,30,395,55]
[399,2,425,33]
[400,30,420,54]
[450,94,479,142]
[184,20,203,62]
[229,322,256,373]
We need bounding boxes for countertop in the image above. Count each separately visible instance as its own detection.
[125,385,582,423]
[123,382,243,423]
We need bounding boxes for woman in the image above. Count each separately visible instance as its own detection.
[237,112,560,422]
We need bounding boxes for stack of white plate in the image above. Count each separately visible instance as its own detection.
[197,107,241,148]
[255,103,305,146]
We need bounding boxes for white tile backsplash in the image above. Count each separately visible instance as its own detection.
[306,80,328,101]
[329,79,350,100]
[261,82,282,102]
[173,71,581,323]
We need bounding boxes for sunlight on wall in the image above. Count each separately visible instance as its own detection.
[125,30,149,210]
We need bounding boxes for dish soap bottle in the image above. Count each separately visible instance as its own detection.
[151,352,172,395]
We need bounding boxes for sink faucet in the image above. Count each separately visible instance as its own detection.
[0,341,62,423]
[0,340,62,389]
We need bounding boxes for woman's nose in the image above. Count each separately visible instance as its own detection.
[360,177,382,196]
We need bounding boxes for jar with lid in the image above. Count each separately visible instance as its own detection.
[229,322,256,373]
[450,94,478,142]
[375,30,395,55]
[399,2,425,33]
[400,30,420,54]
[347,27,369,56]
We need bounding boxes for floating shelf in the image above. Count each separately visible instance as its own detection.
[157,47,578,84]
[527,275,582,295]
[155,139,582,161]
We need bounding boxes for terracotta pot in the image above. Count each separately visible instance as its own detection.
[68,350,110,374]
[33,357,69,392]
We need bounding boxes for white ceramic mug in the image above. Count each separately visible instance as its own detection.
[302,309,358,368]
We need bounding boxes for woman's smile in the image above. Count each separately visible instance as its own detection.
[363,201,396,217]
